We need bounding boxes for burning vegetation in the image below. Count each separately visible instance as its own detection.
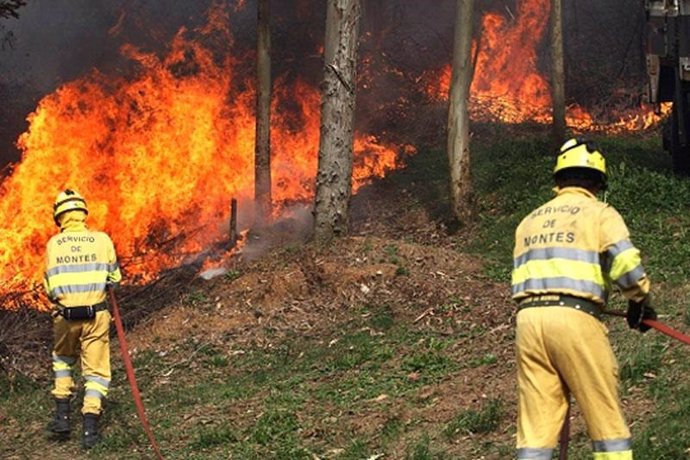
[0,3,405,307]
[422,0,670,130]
[0,0,668,309]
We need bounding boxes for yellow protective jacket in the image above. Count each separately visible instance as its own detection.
[44,211,122,307]
[512,187,650,305]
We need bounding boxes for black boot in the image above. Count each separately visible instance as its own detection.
[82,413,101,449]
[49,398,71,436]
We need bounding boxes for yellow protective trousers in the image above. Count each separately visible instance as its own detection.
[51,310,111,415]
[516,307,632,460]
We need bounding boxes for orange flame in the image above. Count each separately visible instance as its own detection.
[425,0,668,131]
[0,4,407,304]
[472,0,551,123]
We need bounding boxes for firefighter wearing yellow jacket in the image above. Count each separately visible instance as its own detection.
[44,189,122,449]
[511,138,656,460]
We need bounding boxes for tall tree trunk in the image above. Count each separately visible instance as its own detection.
[254,0,272,228]
[447,0,474,223]
[550,0,566,149]
[313,0,361,243]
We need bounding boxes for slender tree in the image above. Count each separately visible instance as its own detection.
[446,0,474,223]
[313,0,362,243]
[254,0,272,228]
[550,0,566,148]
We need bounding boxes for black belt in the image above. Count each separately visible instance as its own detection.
[57,301,108,320]
[518,294,602,320]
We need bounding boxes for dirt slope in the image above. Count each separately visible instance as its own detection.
[124,230,522,458]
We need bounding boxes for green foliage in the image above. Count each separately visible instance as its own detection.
[224,269,241,281]
[190,423,237,449]
[198,344,230,368]
[467,352,498,368]
[405,434,446,460]
[620,339,666,383]
[401,351,453,375]
[368,304,396,331]
[384,243,411,274]
[443,399,504,439]
[251,410,300,445]
[633,380,690,459]
[0,372,40,398]
[401,337,457,380]
[186,289,208,304]
[380,415,404,443]
[335,440,374,460]
[384,244,399,257]
[325,331,382,371]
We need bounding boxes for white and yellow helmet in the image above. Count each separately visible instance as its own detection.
[554,138,607,188]
[53,189,88,225]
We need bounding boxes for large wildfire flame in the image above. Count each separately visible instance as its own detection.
[0,3,405,306]
[424,0,670,130]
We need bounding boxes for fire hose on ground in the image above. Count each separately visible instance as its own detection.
[108,288,165,460]
[558,310,690,460]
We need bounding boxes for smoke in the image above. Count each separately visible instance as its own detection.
[1,0,121,90]
[0,1,259,166]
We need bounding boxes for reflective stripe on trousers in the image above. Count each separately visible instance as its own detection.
[517,447,552,459]
[517,442,632,459]
[593,438,632,459]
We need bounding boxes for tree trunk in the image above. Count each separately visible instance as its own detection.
[254,0,272,228]
[313,0,361,243]
[447,0,474,224]
[550,0,566,149]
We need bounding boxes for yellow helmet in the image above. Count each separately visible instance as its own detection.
[53,189,88,225]
[554,138,607,187]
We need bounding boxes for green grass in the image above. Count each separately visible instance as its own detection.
[443,399,504,439]
[405,434,447,460]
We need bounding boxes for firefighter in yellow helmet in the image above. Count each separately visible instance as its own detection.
[511,138,656,459]
[44,189,122,449]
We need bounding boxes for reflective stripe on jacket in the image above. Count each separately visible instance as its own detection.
[511,187,649,305]
[44,215,122,307]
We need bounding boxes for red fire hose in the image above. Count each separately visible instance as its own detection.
[108,288,165,460]
[603,310,690,345]
[558,310,690,459]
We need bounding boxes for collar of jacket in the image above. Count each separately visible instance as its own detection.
[554,186,596,199]
[60,215,88,232]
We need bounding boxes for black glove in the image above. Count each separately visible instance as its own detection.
[626,296,657,333]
